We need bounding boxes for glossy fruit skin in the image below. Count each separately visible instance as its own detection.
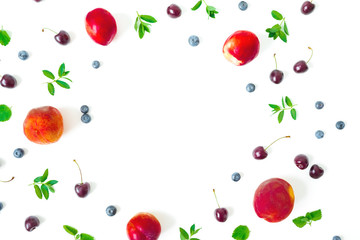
[127,212,161,240]
[294,154,309,170]
[252,146,268,160]
[106,205,117,216]
[188,35,200,47]
[232,172,241,182]
[293,60,308,73]
[80,105,89,114]
[223,30,260,66]
[25,216,40,232]
[85,8,117,46]
[215,208,228,222]
[81,114,91,123]
[301,1,315,15]
[75,182,90,198]
[246,83,255,92]
[55,30,70,45]
[253,178,295,222]
[238,1,248,11]
[13,148,25,158]
[315,130,324,139]
[309,164,324,179]
[92,60,100,69]
[167,4,182,18]
[23,106,64,144]
[1,74,17,88]
[336,121,345,130]
[270,70,284,84]
[315,101,324,109]
[18,50,29,60]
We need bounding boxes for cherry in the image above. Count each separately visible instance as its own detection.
[0,176,14,183]
[167,4,182,18]
[294,47,313,73]
[301,1,315,15]
[269,53,284,84]
[253,136,290,160]
[73,160,90,198]
[25,216,40,232]
[213,189,228,222]
[42,28,70,45]
[0,74,17,88]
[294,154,309,170]
[309,164,324,179]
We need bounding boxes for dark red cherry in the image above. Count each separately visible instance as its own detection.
[213,189,228,222]
[294,154,309,170]
[301,1,315,15]
[73,160,90,198]
[25,216,40,232]
[42,28,70,45]
[309,164,324,179]
[253,136,290,160]
[1,74,17,88]
[270,54,284,84]
[167,4,182,18]
[294,47,313,73]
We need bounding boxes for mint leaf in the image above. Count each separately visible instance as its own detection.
[269,104,280,111]
[290,108,297,120]
[140,15,157,23]
[279,31,287,43]
[79,233,94,240]
[282,97,285,108]
[34,177,42,183]
[0,104,12,122]
[271,10,283,20]
[270,24,281,33]
[193,228,201,235]
[180,227,189,240]
[192,0,202,10]
[43,70,55,80]
[41,169,49,182]
[134,16,140,31]
[58,63,65,77]
[284,21,289,35]
[309,209,322,221]
[143,23,151,33]
[34,185,42,199]
[292,216,308,228]
[56,80,70,89]
[190,224,195,236]
[63,71,70,76]
[285,96,293,107]
[278,110,284,123]
[293,209,322,228]
[138,24,145,39]
[63,225,78,236]
[47,185,55,193]
[41,184,49,200]
[48,83,55,96]
[0,28,11,46]
[46,180,58,186]
[232,225,250,240]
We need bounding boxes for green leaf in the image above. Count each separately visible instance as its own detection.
[134,16,140,31]
[79,233,95,240]
[63,71,70,76]
[290,108,297,120]
[285,96,293,107]
[47,185,55,193]
[279,31,287,42]
[309,209,322,221]
[265,28,271,33]
[63,225,78,236]
[34,185,42,199]
[282,97,285,108]
[43,70,55,80]
[58,63,65,77]
[232,225,250,240]
[284,21,289,35]
[0,104,12,122]
[41,169,49,182]
[273,31,279,40]
[46,180,58,186]
[190,224,195,236]
[34,176,43,183]
[143,23,151,33]
[41,184,49,200]
[138,24,145,39]
[292,216,308,228]
[270,24,281,33]
[180,227,189,240]
[55,80,70,89]
[269,104,280,111]
[48,83,55,96]
[194,228,201,235]
[140,15,157,23]
[62,77,72,82]
[271,10,283,20]
[191,0,202,11]
[0,29,11,46]
[75,234,80,240]
[278,110,284,123]
[268,32,275,38]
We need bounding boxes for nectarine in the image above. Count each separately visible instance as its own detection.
[127,212,161,240]
[23,106,63,144]
[253,178,294,222]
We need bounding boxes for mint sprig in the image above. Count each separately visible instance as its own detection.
[63,225,94,240]
[265,10,289,43]
[293,209,322,228]
[191,0,218,19]
[0,26,11,46]
[29,169,58,200]
[269,96,297,123]
[135,12,157,39]
[0,104,12,122]
[232,225,250,240]
[43,63,72,96]
[180,224,201,240]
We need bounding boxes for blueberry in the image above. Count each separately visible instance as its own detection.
[315,130,324,139]
[238,1,248,11]
[315,101,324,109]
[81,114,91,123]
[80,105,89,114]
[0,202,3,211]
[333,236,341,240]
[246,83,255,92]
[18,50,29,60]
[13,148,25,158]
[188,35,200,47]
[92,60,100,69]
[231,172,241,182]
[106,205,117,216]
[336,121,345,130]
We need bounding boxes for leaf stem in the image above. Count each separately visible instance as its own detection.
[73,160,83,184]
[0,176,14,183]
[264,136,290,151]
[307,47,313,63]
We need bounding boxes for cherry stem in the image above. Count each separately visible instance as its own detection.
[42,28,57,34]
[264,136,290,151]
[306,47,313,64]
[213,189,221,208]
[73,160,83,184]
[0,176,14,183]
[273,53,278,69]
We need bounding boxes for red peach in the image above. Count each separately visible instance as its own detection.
[223,30,260,66]
[23,106,63,144]
[126,212,161,240]
[253,178,295,222]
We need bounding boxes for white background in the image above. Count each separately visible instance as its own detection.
[0,0,360,239]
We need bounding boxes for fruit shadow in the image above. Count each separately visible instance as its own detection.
[0,158,4,167]
[258,33,273,54]
[37,215,46,225]
[285,176,307,203]
[59,107,80,135]
[113,13,132,39]
[151,211,175,233]
[89,181,96,195]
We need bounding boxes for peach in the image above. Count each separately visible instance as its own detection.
[126,212,161,240]
[23,106,63,144]
[253,178,294,222]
